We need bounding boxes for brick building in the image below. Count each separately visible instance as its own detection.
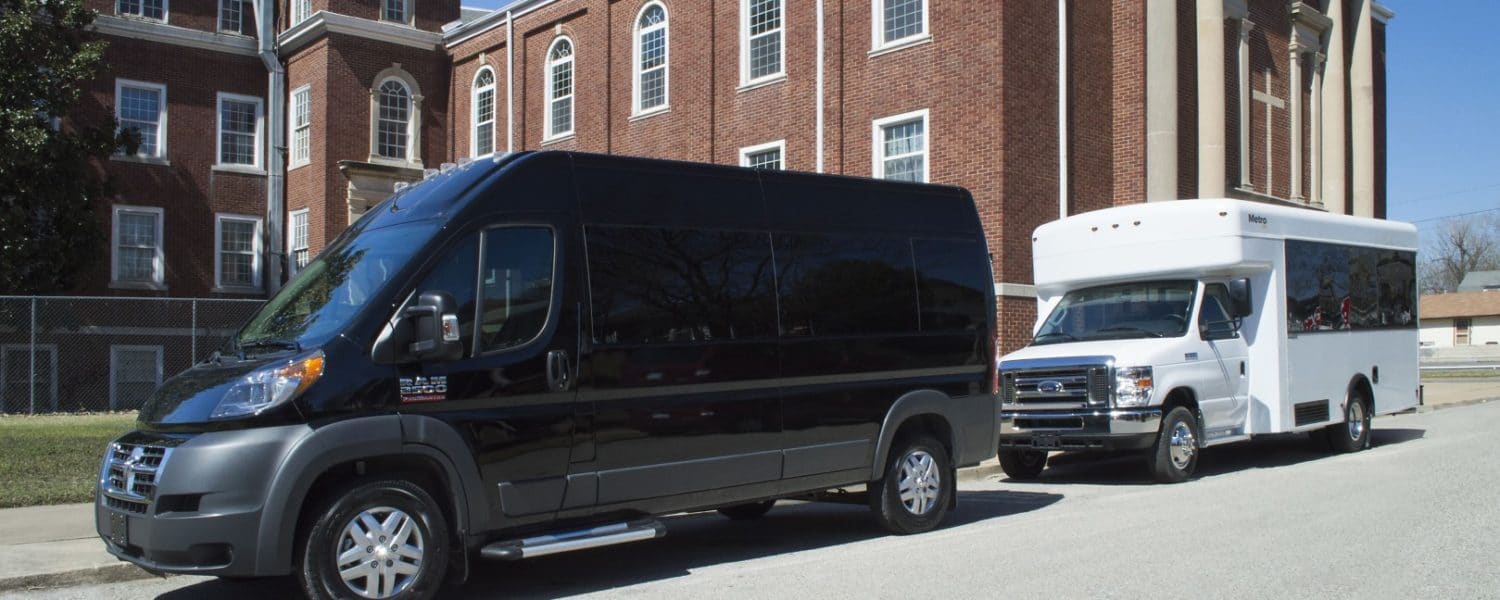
[76,0,1392,353]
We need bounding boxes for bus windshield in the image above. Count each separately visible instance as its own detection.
[1033,280,1197,344]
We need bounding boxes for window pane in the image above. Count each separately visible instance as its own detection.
[119,213,157,247]
[409,235,479,356]
[749,32,781,79]
[478,228,554,352]
[1376,250,1417,326]
[221,220,255,253]
[883,0,924,43]
[587,226,776,345]
[119,247,155,281]
[377,81,410,159]
[1286,240,1350,332]
[881,118,926,182]
[746,148,781,169]
[220,0,242,33]
[775,234,918,336]
[113,349,158,410]
[119,86,161,156]
[913,239,989,331]
[220,99,257,165]
[749,0,780,35]
[551,96,572,136]
[383,0,405,22]
[640,27,666,70]
[639,68,666,110]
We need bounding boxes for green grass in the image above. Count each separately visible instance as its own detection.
[0,413,138,508]
[1422,369,1500,380]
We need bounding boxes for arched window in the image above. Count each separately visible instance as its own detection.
[545,37,574,140]
[472,67,496,157]
[375,79,412,160]
[634,3,669,114]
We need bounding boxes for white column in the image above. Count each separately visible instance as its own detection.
[1236,19,1253,190]
[1350,0,1376,217]
[1321,0,1347,214]
[506,11,514,153]
[1196,0,1227,198]
[1310,52,1325,208]
[1289,47,1304,201]
[1145,0,1178,202]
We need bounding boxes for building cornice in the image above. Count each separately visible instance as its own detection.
[1288,2,1332,32]
[279,11,443,54]
[90,14,259,57]
[1372,2,1395,24]
[443,0,555,49]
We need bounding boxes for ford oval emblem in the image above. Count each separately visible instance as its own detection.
[1038,380,1065,394]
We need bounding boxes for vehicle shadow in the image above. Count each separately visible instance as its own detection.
[153,490,1061,600]
[1007,427,1426,486]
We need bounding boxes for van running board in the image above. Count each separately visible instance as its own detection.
[479,519,665,561]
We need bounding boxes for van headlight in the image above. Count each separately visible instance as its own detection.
[1113,366,1154,408]
[211,350,325,419]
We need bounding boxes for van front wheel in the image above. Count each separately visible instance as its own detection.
[298,478,449,600]
[869,435,953,535]
[1147,407,1200,483]
[997,449,1047,481]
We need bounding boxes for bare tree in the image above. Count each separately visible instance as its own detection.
[1420,213,1500,293]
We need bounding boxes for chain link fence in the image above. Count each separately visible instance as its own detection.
[0,296,264,414]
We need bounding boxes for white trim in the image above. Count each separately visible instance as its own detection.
[114,78,167,159]
[444,0,556,47]
[740,0,785,86]
[471,66,497,158]
[91,14,258,56]
[381,0,414,26]
[1,344,58,413]
[287,208,310,275]
[215,91,265,169]
[995,282,1038,298]
[871,108,930,182]
[290,0,314,27]
[111,205,166,290]
[870,0,929,52]
[735,73,787,93]
[289,84,312,169]
[108,345,163,411]
[544,36,576,142]
[279,11,442,53]
[114,0,169,24]
[214,213,264,291]
[217,0,244,34]
[372,76,417,162]
[739,139,786,169]
[1372,2,1394,23]
[632,1,670,116]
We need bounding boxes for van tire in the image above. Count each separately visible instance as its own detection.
[997,449,1048,481]
[297,478,449,600]
[717,500,776,520]
[1147,407,1199,483]
[869,435,953,535]
[1327,390,1372,454]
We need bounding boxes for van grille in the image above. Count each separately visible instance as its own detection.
[1004,366,1109,407]
[100,442,172,514]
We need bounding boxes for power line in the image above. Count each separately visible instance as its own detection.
[1390,182,1500,206]
[1409,206,1500,224]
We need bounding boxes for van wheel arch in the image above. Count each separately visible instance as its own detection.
[869,390,959,482]
[1161,387,1203,430]
[1347,375,1375,416]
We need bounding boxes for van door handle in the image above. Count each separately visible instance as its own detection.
[547,350,572,392]
[1240,361,1246,376]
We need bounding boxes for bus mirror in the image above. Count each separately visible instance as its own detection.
[1227,278,1253,318]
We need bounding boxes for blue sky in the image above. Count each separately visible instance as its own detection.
[459,1,1497,238]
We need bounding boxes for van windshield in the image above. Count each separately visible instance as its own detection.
[1033,280,1196,344]
[235,222,438,352]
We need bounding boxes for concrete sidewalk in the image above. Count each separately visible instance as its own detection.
[1,380,1494,593]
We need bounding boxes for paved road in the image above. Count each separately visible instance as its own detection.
[12,401,1500,599]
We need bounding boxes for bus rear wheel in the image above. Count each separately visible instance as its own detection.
[1327,390,1372,453]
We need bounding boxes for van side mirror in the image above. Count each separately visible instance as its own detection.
[403,291,464,362]
[1227,278,1253,318]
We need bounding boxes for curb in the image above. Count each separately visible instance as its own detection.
[0,563,157,594]
[1419,396,1500,413]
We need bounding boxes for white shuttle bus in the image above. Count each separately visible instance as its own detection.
[996,199,1419,482]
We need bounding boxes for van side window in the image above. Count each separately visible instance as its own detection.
[407,234,480,357]
[775,234,917,336]
[585,225,776,344]
[913,239,990,331]
[1199,283,1232,329]
[478,227,555,352]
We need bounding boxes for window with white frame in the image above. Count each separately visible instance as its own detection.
[290,85,311,167]
[375,79,412,160]
[219,0,244,34]
[215,214,262,289]
[634,3,669,114]
[873,109,928,182]
[875,0,927,48]
[742,0,783,84]
[291,0,313,26]
[116,80,166,158]
[382,0,408,24]
[740,140,784,170]
[112,205,164,287]
[110,346,162,410]
[289,209,310,273]
[545,37,575,140]
[472,67,496,156]
[217,93,263,167]
[117,0,165,21]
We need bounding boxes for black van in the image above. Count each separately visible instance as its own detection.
[96,151,998,599]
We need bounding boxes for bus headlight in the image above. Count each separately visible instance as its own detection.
[1114,366,1154,408]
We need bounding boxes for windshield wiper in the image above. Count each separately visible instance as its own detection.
[237,338,301,357]
[1032,332,1076,343]
[1094,325,1164,338]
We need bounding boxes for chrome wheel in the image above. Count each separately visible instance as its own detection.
[1168,421,1197,470]
[335,506,424,599]
[1347,399,1366,441]
[897,450,942,516]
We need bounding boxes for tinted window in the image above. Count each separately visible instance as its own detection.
[478,227,554,352]
[775,234,917,336]
[408,234,480,357]
[1376,249,1417,326]
[1286,240,1416,332]
[587,226,777,344]
[1286,240,1350,331]
[1199,284,1231,327]
[913,239,990,332]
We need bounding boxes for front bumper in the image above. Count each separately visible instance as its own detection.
[998,407,1162,452]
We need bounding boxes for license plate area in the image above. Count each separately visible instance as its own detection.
[107,511,129,546]
[1033,434,1061,449]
